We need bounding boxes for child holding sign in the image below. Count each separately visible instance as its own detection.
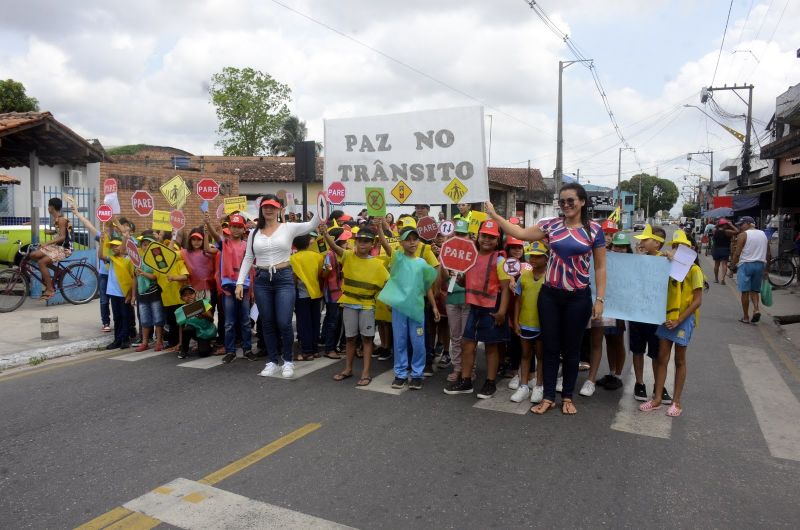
[639,230,704,417]
[512,241,548,404]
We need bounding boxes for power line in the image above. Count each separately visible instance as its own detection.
[710,0,735,86]
[268,0,553,137]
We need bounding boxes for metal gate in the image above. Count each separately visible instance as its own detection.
[42,186,97,248]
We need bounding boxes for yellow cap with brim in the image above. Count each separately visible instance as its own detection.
[671,229,692,247]
[525,241,549,256]
[109,239,122,246]
[397,217,417,230]
[633,223,665,243]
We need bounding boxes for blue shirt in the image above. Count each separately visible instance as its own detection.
[106,260,124,297]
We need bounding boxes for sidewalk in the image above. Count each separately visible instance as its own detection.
[0,298,109,371]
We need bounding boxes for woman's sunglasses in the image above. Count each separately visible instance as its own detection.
[558,198,577,207]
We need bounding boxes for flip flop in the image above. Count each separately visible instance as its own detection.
[751,312,761,323]
[561,399,577,415]
[638,400,662,412]
[39,291,56,301]
[324,353,342,360]
[332,372,353,381]
[666,404,683,417]
[738,318,751,324]
[530,399,556,415]
[356,377,372,387]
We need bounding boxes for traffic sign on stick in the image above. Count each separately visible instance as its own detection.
[416,216,439,241]
[96,204,113,223]
[170,210,186,231]
[439,236,478,273]
[103,178,118,195]
[131,190,154,217]
[126,239,141,268]
[327,182,346,205]
[316,192,330,222]
[196,178,220,201]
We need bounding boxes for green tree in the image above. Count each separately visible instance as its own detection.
[0,79,39,113]
[209,67,291,156]
[620,173,679,214]
[682,202,701,219]
[269,115,322,156]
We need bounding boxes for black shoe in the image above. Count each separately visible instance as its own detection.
[476,379,497,399]
[119,342,131,350]
[391,377,407,389]
[105,341,121,350]
[177,352,188,359]
[605,375,623,390]
[595,374,610,388]
[244,350,257,362]
[443,378,473,395]
[423,362,434,377]
[661,388,673,405]
[377,349,392,361]
[634,383,647,401]
[437,353,451,368]
[372,347,384,359]
[409,378,423,390]
[222,353,236,364]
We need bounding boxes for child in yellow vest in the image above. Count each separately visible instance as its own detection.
[511,241,548,404]
[639,230,704,417]
[290,233,324,361]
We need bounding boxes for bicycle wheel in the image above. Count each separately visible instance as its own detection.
[0,268,29,312]
[767,257,795,288]
[59,262,99,304]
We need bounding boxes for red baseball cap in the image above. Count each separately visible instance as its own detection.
[479,220,500,237]
[505,236,524,246]
[339,214,353,221]
[229,214,246,227]
[260,198,282,209]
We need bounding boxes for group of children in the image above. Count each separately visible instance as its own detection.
[67,196,704,416]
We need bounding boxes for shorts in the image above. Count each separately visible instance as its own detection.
[655,315,695,347]
[519,327,541,341]
[40,245,72,262]
[462,305,509,344]
[604,319,626,336]
[138,298,165,328]
[629,321,659,359]
[342,306,376,338]
[737,261,764,292]
[712,248,730,261]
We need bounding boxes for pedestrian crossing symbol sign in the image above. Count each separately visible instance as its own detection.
[160,175,191,210]
[391,181,412,204]
[443,178,468,203]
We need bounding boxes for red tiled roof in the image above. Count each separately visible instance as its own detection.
[488,167,545,191]
[0,174,21,185]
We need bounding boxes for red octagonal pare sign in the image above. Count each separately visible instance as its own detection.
[439,237,478,273]
[131,190,154,217]
[197,178,220,201]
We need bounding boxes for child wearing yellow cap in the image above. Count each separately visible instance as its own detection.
[639,230,704,417]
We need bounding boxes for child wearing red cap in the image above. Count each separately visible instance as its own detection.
[217,213,254,364]
[443,220,510,399]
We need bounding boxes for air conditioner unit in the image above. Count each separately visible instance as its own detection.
[61,170,84,188]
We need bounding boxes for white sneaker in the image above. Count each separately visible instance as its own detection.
[555,377,563,393]
[530,385,544,403]
[508,374,520,390]
[579,379,596,397]
[510,384,530,403]
[259,362,278,377]
[282,362,294,378]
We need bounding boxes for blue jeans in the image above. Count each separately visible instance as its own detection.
[254,268,295,363]
[99,274,110,326]
[109,295,131,345]
[222,285,252,354]
[538,285,593,401]
[322,301,341,353]
[295,296,321,354]
[393,312,426,379]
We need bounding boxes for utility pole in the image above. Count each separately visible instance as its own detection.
[555,59,592,199]
[700,84,754,185]
[688,150,714,211]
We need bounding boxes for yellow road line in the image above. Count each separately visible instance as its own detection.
[199,422,322,486]
[104,512,160,530]
[0,350,119,383]
[73,506,133,530]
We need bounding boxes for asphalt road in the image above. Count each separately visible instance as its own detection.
[2,256,800,529]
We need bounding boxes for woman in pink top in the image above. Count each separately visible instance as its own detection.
[236,194,318,378]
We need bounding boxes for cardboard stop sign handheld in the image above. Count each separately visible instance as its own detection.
[439,236,478,293]
[96,204,113,223]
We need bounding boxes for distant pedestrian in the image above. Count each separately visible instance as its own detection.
[711,219,735,284]
[730,216,770,323]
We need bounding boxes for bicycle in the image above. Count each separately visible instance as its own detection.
[0,240,99,312]
[767,248,800,289]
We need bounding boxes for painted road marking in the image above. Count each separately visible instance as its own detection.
[730,344,800,461]
[356,368,408,395]
[611,362,675,439]
[263,356,341,380]
[125,478,355,529]
[178,356,224,369]
[472,385,531,414]
[75,423,322,529]
[111,350,168,362]
[103,511,160,529]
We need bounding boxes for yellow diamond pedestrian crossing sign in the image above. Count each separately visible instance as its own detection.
[391,182,412,204]
[443,178,468,203]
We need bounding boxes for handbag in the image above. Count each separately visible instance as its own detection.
[760,280,773,307]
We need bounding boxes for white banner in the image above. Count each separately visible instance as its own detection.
[323,106,488,206]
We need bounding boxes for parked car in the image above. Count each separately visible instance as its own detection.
[633,223,646,231]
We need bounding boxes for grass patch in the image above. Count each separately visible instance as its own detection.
[28,355,47,366]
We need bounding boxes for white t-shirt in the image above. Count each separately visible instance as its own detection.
[237,214,318,284]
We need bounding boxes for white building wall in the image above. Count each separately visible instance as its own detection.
[2,163,98,218]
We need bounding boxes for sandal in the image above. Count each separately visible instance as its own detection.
[531,399,556,415]
[332,371,353,381]
[751,312,761,323]
[356,376,372,387]
[666,404,683,417]
[324,353,342,360]
[298,354,315,361]
[638,400,662,412]
[561,399,577,415]
[39,291,56,301]
[738,318,750,324]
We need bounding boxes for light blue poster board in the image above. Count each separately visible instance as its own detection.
[590,252,670,325]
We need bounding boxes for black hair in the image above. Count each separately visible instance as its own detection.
[329,227,344,240]
[257,194,283,229]
[559,182,591,237]
[48,197,62,211]
[329,210,344,224]
[293,234,311,250]
[179,285,195,296]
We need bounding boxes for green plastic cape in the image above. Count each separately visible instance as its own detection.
[175,299,217,340]
[378,252,438,323]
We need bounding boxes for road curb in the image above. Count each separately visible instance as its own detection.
[0,336,108,371]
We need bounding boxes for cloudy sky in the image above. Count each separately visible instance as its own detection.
[2,0,798,208]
